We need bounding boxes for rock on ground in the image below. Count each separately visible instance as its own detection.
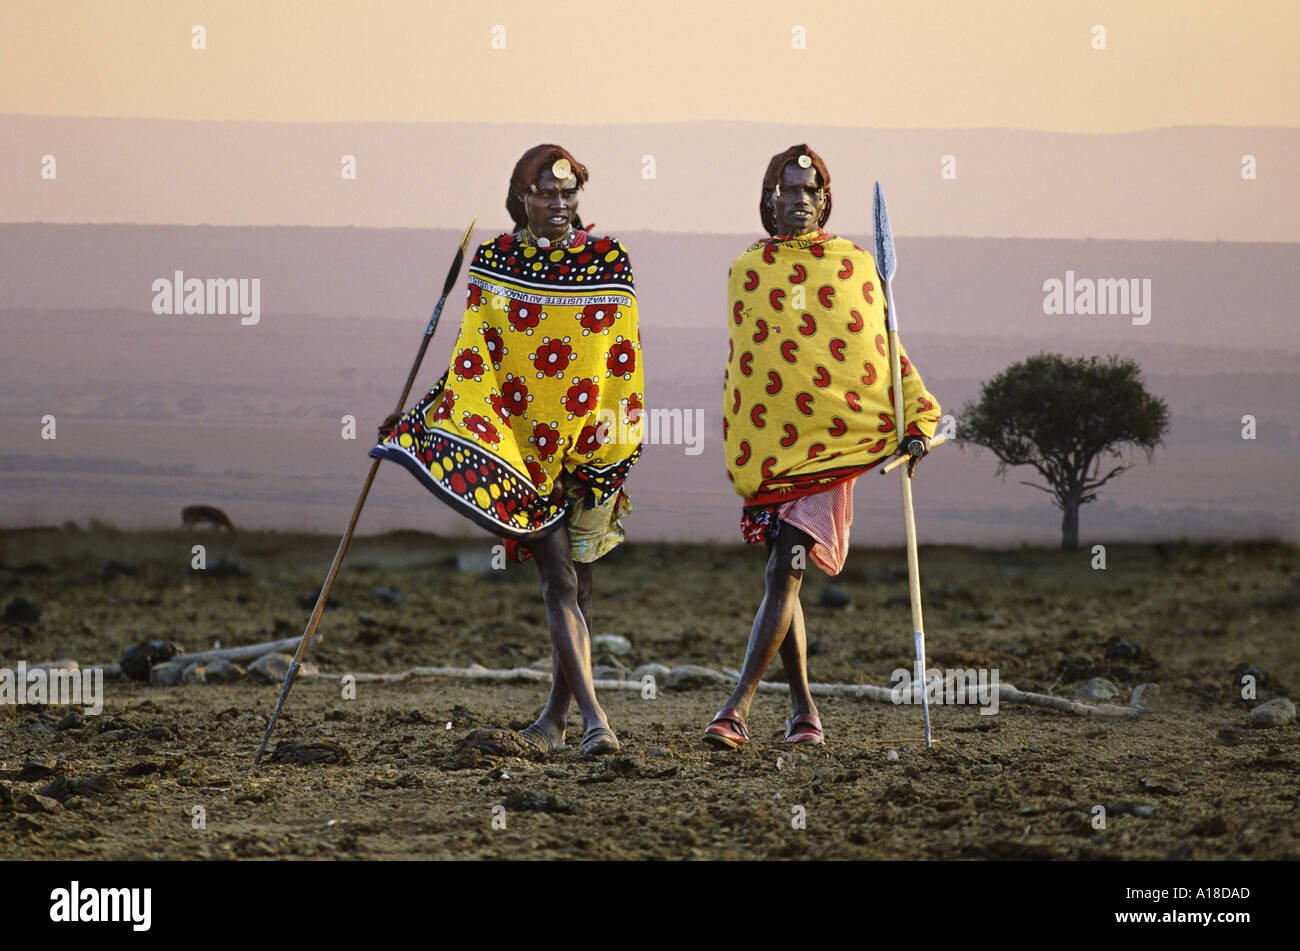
[1249,697,1295,729]
[592,634,633,655]
[665,665,728,689]
[149,661,185,687]
[1073,677,1120,701]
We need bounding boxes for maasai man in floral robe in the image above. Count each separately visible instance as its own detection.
[703,145,941,749]
[375,145,644,757]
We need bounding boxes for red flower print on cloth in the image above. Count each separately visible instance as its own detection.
[523,456,546,488]
[507,299,543,334]
[576,423,605,455]
[462,413,501,445]
[563,377,600,418]
[453,347,485,382]
[531,420,561,461]
[500,375,530,416]
[433,389,457,421]
[486,390,510,424]
[624,391,644,427]
[479,325,506,368]
[578,303,619,335]
[466,284,485,311]
[606,337,636,379]
[531,337,574,378]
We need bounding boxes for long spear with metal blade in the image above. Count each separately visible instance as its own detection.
[873,182,935,748]
[252,218,477,767]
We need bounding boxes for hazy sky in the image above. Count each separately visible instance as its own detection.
[3,1,1297,131]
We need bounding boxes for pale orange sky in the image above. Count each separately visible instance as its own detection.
[2,0,1297,132]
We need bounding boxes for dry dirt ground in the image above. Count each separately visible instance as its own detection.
[1,527,1296,860]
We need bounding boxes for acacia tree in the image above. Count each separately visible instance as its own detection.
[958,354,1169,550]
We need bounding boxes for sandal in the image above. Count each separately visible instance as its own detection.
[580,725,620,757]
[784,712,825,746]
[703,707,750,749]
[519,723,566,754]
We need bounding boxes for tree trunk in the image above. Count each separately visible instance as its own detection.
[1061,489,1081,550]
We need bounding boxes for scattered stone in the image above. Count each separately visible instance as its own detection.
[1167,839,1196,860]
[544,768,571,779]
[181,663,207,685]
[1105,640,1140,661]
[2,597,43,624]
[630,663,670,683]
[247,653,316,684]
[36,774,117,803]
[664,665,728,690]
[384,710,433,727]
[298,588,342,610]
[591,634,632,656]
[590,665,627,682]
[501,790,574,814]
[1140,776,1183,796]
[149,661,185,687]
[886,749,900,761]
[15,792,63,815]
[204,659,245,683]
[369,587,405,604]
[16,757,60,780]
[1216,726,1246,746]
[358,613,379,627]
[1073,677,1120,701]
[816,585,851,609]
[25,715,57,735]
[1249,697,1295,729]
[269,740,350,765]
[55,712,82,731]
[119,640,180,681]
[461,728,537,759]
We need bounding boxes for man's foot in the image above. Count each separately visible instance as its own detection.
[519,720,567,754]
[580,724,620,757]
[703,707,750,749]
[784,712,824,746]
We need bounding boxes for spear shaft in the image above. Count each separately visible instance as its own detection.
[873,183,933,748]
[252,218,477,767]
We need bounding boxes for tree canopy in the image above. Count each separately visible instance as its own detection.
[958,354,1170,549]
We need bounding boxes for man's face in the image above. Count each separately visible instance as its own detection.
[773,163,826,235]
[523,166,580,240]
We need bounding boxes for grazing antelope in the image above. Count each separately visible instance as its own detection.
[181,505,236,532]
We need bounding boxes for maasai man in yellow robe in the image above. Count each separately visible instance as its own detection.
[704,145,941,750]
[374,145,644,757]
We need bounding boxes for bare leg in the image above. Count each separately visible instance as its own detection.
[530,560,594,741]
[718,523,813,722]
[522,526,608,742]
[778,598,819,719]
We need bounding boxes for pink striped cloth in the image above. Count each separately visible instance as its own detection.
[777,476,859,576]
